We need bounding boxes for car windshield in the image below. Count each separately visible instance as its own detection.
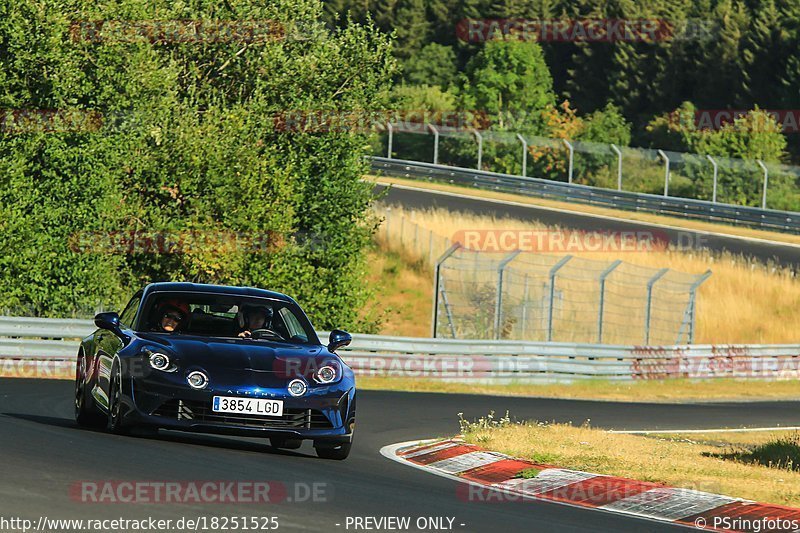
[140,292,318,345]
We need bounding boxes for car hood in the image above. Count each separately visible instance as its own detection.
[137,333,327,373]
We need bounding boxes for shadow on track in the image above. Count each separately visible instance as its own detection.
[1,411,318,459]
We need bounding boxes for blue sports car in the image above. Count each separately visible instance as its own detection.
[74,282,356,460]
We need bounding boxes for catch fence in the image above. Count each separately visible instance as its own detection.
[374,206,711,345]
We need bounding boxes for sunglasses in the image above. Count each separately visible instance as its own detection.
[162,312,184,322]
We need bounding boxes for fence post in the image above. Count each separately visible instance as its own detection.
[428,229,434,265]
[658,149,670,197]
[687,270,712,344]
[547,255,572,342]
[399,216,404,247]
[494,250,522,340]
[520,273,530,339]
[610,144,623,191]
[597,260,622,343]
[472,128,483,170]
[516,133,527,177]
[439,276,458,338]
[757,159,769,209]
[432,243,461,338]
[563,139,574,184]
[386,122,393,159]
[413,221,419,252]
[428,124,439,165]
[706,155,718,203]
[644,268,669,344]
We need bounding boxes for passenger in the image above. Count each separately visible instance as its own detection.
[237,305,273,338]
[154,299,190,333]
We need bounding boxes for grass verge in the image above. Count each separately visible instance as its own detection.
[357,376,800,403]
[363,247,432,337]
[461,416,800,506]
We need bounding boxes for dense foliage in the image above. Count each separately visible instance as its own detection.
[0,0,395,327]
[325,0,798,205]
[324,0,800,137]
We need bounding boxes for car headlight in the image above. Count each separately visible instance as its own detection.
[288,379,307,397]
[149,352,170,371]
[187,371,209,390]
[314,365,337,384]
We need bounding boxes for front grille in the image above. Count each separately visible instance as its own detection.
[152,399,333,429]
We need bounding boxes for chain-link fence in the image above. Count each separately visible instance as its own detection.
[374,205,711,345]
[431,247,710,344]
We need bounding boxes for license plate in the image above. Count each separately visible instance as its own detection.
[212,396,284,417]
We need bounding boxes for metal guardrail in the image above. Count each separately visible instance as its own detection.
[1,317,799,383]
[370,157,800,233]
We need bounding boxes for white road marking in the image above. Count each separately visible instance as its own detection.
[601,487,741,521]
[401,440,461,458]
[427,451,508,474]
[610,426,800,435]
[495,469,598,496]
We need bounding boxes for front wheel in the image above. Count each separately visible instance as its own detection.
[74,352,105,428]
[314,441,351,460]
[107,361,128,434]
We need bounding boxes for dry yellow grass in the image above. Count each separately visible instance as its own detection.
[363,249,432,337]
[357,376,800,402]
[369,175,800,246]
[373,205,800,344]
[462,422,800,506]
[651,430,800,447]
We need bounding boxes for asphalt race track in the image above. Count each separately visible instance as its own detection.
[376,184,800,268]
[2,378,800,532]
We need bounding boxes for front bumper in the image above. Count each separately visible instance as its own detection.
[125,373,356,443]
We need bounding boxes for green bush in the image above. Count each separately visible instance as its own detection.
[0,0,395,331]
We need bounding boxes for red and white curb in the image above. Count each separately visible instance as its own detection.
[380,439,800,532]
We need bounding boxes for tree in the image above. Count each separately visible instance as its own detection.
[460,37,555,132]
[578,103,632,146]
[403,43,458,88]
[0,0,396,330]
[393,0,430,60]
[646,103,789,205]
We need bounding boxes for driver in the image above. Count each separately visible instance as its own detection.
[237,305,273,338]
[154,299,189,333]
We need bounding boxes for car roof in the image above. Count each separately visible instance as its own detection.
[141,282,295,303]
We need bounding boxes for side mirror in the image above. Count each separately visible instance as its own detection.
[95,312,120,331]
[328,329,352,353]
[94,312,130,343]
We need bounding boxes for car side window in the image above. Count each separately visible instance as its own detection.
[119,295,142,329]
[279,307,308,341]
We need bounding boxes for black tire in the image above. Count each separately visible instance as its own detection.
[269,437,302,450]
[314,441,351,460]
[107,361,128,434]
[74,352,105,428]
